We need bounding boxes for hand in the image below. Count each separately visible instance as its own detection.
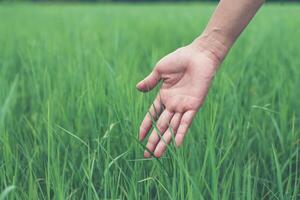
[137,41,222,158]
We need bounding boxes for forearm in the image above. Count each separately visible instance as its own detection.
[193,0,265,62]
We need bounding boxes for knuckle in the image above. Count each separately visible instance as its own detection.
[180,118,190,126]
[148,136,157,145]
[156,122,168,132]
[160,134,169,143]
[147,112,155,120]
[155,61,166,72]
[139,126,147,133]
[169,125,177,133]
[153,66,161,75]
[154,151,162,158]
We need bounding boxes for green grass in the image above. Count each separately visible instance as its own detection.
[0,2,300,199]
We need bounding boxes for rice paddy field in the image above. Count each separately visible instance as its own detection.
[0,2,300,200]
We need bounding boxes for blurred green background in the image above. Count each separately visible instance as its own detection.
[0,1,299,200]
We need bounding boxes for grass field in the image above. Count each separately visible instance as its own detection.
[0,3,300,200]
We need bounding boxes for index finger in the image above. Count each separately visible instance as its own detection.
[139,96,163,141]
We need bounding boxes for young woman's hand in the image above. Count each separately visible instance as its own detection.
[137,41,222,158]
[136,0,264,158]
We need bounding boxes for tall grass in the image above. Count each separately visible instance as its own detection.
[0,3,299,199]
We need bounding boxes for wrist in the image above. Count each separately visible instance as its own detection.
[191,32,231,64]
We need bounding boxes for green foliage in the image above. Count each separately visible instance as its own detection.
[0,3,299,199]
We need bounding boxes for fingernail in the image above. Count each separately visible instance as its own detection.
[144,151,151,158]
[154,151,161,158]
[137,81,145,89]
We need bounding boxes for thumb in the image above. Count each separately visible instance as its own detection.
[136,69,161,92]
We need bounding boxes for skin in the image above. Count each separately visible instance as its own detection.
[137,0,265,158]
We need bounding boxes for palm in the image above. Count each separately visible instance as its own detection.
[137,45,219,158]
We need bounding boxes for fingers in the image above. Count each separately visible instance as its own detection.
[139,96,163,141]
[175,110,196,147]
[136,69,161,92]
[142,110,197,158]
[153,113,182,158]
[144,110,174,158]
